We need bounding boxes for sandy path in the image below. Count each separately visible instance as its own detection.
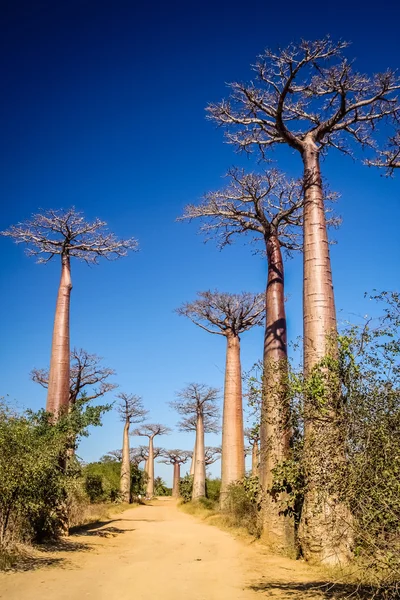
[0,498,334,599]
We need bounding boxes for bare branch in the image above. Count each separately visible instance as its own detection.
[131,423,172,440]
[31,347,118,405]
[116,393,148,425]
[366,131,400,174]
[170,383,221,422]
[176,290,265,337]
[204,446,222,465]
[1,207,138,264]
[158,449,192,465]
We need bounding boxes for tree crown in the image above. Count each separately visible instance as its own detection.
[158,449,192,465]
[170,383,220,420]
[116,393,148,425]
[131,423,172,439]
[1,207,138,263]
[177,290,265,336]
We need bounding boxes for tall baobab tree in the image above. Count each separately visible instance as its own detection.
[1,208,137,417]
[116,394,148,503]
[31,347,117,406]
[174,408,220,476]
[159,450,192,497]
[171,383,220,500]
[132,424,171,498]
[205,38,400,564]
[245,427,260,477]
[177,292,264,506]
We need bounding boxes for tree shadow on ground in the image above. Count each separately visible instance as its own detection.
[72,524,135,538]
[4,554,64,572]
[249,581,378,599]
[36,538,90,552]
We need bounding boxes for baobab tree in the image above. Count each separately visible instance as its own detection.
[1,208,137,417]
[159,450,192,497]
[204,446,222,467]
[132,424,171,497]
[31,347,117,406]
[171,383,220,500]
[205,38,400,564]
[174,406,220,476]
[177,292,264,506]
[116,394,148,502]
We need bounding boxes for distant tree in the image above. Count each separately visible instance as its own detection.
[175,403,220,476]
[204,446,222,466]
[116,394,148,502]
[204,37,400,563]
[31,348,117,406]
[171,383,220,500]
[132,424,171,497]
[177,292,263,506]
[1,208,137,417]
[159,450,192,497]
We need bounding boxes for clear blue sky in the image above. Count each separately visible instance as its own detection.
[0,0,399,484]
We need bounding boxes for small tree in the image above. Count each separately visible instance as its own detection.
[1,209,137,417]
[171,383,220,500]
[116,394,148,502]
[132,424,171,497]
[32,348,117,406]
[177,292,263,506]
[159,450,192,497]
[205,37,400,564]
[175,407,220,476]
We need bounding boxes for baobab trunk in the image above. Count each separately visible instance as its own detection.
[260,234,294,551]
[298,142,352,565]
[172,463,180,498]
[146,437,154,498]
[190,444,196,476]
[251,442,259,477]
[220,333,245,508]
[46,253,72,416]
[192,413,206,499]
[120,421,131,503]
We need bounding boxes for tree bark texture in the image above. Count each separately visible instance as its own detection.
[120,421,131,503]
[260,234,294,551]
[146,437,154,498]
[299,143,353,565]
[192,413,206,499]
[190,444,196,476]
[220,333,245,508]
[172,463,180,498]
[46,253,72,416]
[251,442,259,477]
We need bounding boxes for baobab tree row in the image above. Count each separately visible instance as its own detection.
[179,37,400,565]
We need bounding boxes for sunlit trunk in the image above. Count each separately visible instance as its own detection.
[146,437,154,497]
[190,444,196,476]
[251,442,259,477]
[172,463,180,498]
[220,333,245,508]
[298,142,352,565]
[120,421,131,503]
[46,253,72,416]
[260,233,294,551]
[192,413,206,499]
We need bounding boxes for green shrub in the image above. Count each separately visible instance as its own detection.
[223,477,261,537]
[179,474,193,503]
[205,478,221,502]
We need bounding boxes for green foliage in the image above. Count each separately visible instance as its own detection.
[83,460,146,502]
[179,474,193,503]
[223,476,261,537]
[154,476,171,496]
[0,397,110,550]
[205,478,221,502]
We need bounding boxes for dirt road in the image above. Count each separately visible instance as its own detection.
[0,498,338,599]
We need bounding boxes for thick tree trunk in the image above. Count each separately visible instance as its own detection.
[172,463,180,498]
[260,234,294,552]
[220,333,245,508]
[192,413,206,500]
[251,442,259,477]
[46,253,72,416]
[120,421,131,503]
[146,437,154,498]
[190,444,196,476]
[298,143,352,565]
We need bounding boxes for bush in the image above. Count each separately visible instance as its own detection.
[154,476,171,496]
[179,474,193,503]
[205,478,221,502]
[83,460,146,502]
[223,476,262,537]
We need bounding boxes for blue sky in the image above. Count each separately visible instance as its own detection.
[1,0,399,484]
